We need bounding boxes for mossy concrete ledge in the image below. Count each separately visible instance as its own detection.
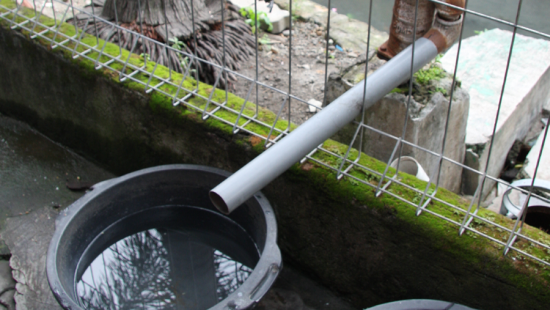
[1,6,550,310]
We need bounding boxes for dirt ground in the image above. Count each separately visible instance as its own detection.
[229,20,367,125]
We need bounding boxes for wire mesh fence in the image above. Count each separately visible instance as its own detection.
[2,0,550,268]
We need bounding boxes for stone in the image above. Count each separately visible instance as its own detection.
[307,99,322,113]
[282,29,290,36]
[441,29,550,196]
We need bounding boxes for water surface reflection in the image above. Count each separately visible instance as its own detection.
[77,228,253,310]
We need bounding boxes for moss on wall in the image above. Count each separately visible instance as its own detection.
[1,2,550,308]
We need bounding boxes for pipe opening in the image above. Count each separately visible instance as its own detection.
[525,206,550,233]
[437,11,461,22]
[210,190,230,214]
[398,160,419,176]
[435,12,463,25]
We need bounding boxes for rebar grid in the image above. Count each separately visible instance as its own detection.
[2,0,550,267]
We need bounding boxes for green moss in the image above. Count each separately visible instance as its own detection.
[390,87,408,94]
[304,136,550,287]
[414,64,446,85]
[149,92,174,114]
[287,161,550,304]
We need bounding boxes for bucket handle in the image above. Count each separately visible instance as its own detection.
[249,263,281,302]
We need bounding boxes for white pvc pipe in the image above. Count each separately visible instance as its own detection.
[210,38,439,214]
[390,156,430,182]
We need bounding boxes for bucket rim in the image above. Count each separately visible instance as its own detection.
[46,164,282,310]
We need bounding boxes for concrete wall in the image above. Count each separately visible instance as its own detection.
[1,24,550,310]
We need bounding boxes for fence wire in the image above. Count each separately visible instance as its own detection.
[2,0,550,268]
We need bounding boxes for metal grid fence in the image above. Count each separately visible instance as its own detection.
[2,0,550,269]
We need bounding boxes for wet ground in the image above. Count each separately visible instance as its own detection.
[0,112,357,309]
[0,114,115,255]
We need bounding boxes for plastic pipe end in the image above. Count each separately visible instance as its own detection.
[209,190,230,215]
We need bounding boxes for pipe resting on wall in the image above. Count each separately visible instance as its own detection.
[210,1,465,214]
[210,38,438,214]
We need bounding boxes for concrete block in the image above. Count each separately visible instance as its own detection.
[326,58,470,193]
[230,0,290,34]
[441,29,550,197]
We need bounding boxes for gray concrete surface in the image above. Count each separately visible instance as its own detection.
[441,29,550,197]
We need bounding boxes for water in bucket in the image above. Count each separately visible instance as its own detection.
[75,205,259,310]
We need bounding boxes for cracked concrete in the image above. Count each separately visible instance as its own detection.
[0,261,16,310]
[4,207,62,310]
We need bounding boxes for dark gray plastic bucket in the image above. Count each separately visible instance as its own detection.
[367,299,476,310]
[46,165,281,310]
